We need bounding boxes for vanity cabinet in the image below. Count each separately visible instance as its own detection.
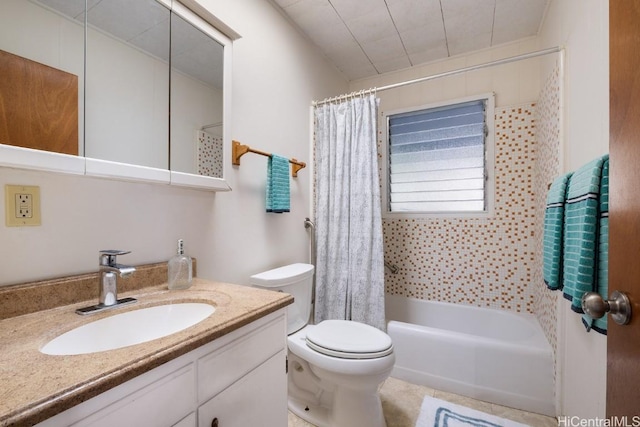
[36,310,287,427]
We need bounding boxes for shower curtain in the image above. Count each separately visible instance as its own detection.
[314,94,386,330]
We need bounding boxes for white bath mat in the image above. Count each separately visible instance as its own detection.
[416,396,529,427]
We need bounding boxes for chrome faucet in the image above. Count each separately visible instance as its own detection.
[76,250,137,315]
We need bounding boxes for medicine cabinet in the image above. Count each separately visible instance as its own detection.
[0,0,233,191]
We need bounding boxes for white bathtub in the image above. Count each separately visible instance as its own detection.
[385,294,555,416]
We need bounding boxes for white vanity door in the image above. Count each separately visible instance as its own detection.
[197,351,287,427]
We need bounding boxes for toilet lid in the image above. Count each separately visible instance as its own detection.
[305,320,393,359]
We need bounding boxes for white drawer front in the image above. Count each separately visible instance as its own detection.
[197,315,285,403]
[72,364,195,427]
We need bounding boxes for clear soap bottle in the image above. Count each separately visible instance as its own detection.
[168,239,193,290]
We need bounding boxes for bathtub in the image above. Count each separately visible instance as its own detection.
[385,294,555,416]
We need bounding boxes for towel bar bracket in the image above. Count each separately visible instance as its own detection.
[290,159,305,177]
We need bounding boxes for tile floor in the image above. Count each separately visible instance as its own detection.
[287,377,558,427]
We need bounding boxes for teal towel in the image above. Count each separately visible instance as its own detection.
[582,158,609,334]
[543,173,572,290]
[563,154,608,313]
[266,154,290,213]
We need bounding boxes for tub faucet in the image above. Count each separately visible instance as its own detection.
[76,250,137,315]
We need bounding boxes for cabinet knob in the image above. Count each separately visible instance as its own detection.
[211,417,219,427]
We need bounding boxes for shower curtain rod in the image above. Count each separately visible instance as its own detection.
[313,46,562,106]
[201,122,223,130]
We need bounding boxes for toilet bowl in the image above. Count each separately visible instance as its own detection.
[251,263,394,427]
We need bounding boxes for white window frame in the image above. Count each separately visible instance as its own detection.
[382,92,495,219]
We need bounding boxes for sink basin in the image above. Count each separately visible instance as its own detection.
[41,303,215,355]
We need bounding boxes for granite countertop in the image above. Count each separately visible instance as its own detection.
[0,278,293,426]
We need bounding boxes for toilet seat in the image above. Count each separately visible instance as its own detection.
[305,320,393,359]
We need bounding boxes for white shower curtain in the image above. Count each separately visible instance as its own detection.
[314,94,386,330]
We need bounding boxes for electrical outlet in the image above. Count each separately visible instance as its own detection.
[5,185,41,227]
[15,193,33,218]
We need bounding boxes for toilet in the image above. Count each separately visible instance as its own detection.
[250,263,394,427]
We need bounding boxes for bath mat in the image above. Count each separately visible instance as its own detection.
[415,396,529,427]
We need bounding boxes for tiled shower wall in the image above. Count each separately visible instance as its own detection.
[533,61,562,355]
[381,60,561,329]
[383,103,538,314]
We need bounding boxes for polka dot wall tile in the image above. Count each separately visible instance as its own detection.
[533,61,562,392]
[384,103,538,314]
[197,130,223,178]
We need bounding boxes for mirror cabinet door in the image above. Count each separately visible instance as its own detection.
[85,0,171,170]
[0,0,230,188]
[0,0,85,157]
[170,7,225,179]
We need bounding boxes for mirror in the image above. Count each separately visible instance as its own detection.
[0,0,85,155]
[170,8,224,178]
[85,0,171,169]
[0,0,230,187]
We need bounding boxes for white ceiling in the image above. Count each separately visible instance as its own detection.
[272,0,549,81]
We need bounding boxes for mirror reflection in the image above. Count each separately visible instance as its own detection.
[170,11,224,178]
[0,0,85,156]
[85,0,171,169]
[0,0,226,180]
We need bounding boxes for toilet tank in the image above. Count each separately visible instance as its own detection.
[250,263,314,334]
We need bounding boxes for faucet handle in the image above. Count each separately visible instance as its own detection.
[99,250,131,266]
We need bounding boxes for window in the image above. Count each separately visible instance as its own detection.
[383,94,494,217]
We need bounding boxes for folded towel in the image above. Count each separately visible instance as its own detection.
[563,154,608,313]
[582,157,609,334]
[266,154,290,213]
[543,173,572,290]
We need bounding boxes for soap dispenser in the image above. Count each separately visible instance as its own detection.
[168,239,193,290]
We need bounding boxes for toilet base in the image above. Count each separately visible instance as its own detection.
[288,396,330,427]
[332,386,386,427]
[287,351,388,427]
[288,388,387,427]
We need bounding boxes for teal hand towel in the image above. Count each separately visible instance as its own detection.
[582,158,609,334]
[543,173,572,290]
[563,154,608,313]
[266,154,290,213]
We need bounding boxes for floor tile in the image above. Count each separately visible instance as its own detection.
[288,377,558,427]
[433,389,494,413]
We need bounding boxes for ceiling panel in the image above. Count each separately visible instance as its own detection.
[441,0,495,56]
[492,0,547,45]
[361,34,406,63]
[280,0,355,51]
[273,0,549,81]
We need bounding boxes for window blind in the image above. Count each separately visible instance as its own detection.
[388,99,487,213]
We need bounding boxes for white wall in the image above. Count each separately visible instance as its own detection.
[0,0,347,286]
[538,0,609,418]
